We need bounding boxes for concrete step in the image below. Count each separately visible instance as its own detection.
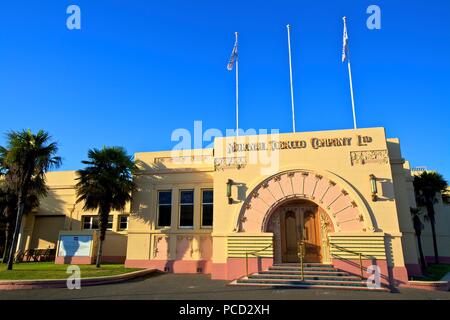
[238,277,367,287]
[262,270,350,276]
[229,279,389,292]
[230,263,389,292]
[250,273,362,281]
[268,266,340,272]
[273,263,333,267]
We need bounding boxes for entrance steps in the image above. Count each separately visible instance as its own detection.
[230,263,390,291]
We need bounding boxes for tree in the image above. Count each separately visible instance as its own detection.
[410,207,426,273]
[75,147,136,268]
[0,178,46,263]
[413,171,448,264]
[0,129,61,270]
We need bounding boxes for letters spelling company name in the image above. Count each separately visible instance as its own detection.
[227,135,373,153]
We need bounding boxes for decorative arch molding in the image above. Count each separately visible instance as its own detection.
[235,168,376,233]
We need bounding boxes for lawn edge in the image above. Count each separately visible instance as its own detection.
[0,268,156,290]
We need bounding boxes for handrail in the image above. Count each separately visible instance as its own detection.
[245,243,273,277]
[330,243,364,279]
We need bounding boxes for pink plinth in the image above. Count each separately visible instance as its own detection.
[405,263,422,277]
[125,259,212,274]
[55,256,125,265]
[211,257,273,280]
[55,256,93,265]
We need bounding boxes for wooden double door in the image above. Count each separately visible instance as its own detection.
[279,205,322,263]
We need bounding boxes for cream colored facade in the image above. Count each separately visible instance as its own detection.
[18,127,450,285]
[18,171,129,263]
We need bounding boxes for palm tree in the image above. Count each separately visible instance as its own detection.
[0,130,61,270]
[410,207,427,273]
[75,147,136,268]
[413,171,448,264]
[0,179,46,263]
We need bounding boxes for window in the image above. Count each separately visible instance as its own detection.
[82,215,113,230]
[158,190,172,227]
[119,215,129,230]
[201,189,213,227]
[179,190,194,228]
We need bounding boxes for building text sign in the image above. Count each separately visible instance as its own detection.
[227,135,373,154]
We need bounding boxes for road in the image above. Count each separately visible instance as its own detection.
[0,273,449,300]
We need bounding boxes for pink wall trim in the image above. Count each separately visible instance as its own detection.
[101,256,126,264]
[425,256,450,264]
[125,259,212,274]
[55,256,125,265]
[55,256,93,265]
[405,263,422,277]
[402,281,449,291]
[332,258,409,287]
[212,257,273,280]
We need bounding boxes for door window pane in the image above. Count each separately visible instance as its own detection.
[179,190,194,228]
[158,191,172,227]
[202,190,213,227]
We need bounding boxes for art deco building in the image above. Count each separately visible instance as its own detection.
[16,127,450,287]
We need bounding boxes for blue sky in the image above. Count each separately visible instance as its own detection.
[0,1,449,179]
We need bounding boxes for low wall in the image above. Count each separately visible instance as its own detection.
[55,256,125,265]
[125,259,212,274]
[0,268,155,291]
[211,257,273,280]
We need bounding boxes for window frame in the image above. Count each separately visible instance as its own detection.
[201,189,214,228]
[178,189,195,229]
[118,214,129,231]
[157,190,172,228]
[82,215,113,230]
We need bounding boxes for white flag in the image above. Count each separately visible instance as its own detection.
[342,17,349,62]
[227,37,238,71]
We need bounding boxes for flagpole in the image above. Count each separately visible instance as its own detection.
[235,32,239,137]
[347,59,357,129]
[343,17,357,129]
[286,24,296,133]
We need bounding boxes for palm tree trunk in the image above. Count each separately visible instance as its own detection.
[426,202,439,264]
[7,200,25,270]
[416,234,427,273]
[96,238,104,268]
[429,219,439,264]
[2,222,12,262]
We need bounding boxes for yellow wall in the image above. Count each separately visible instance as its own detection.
[126,149,214,262]
[19,170,129,260]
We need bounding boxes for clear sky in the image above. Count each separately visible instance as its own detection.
[1,1,449,179]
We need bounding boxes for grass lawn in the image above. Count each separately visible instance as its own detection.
[423,264,450,281]
[410,264,450,281]
[0,262,141,280]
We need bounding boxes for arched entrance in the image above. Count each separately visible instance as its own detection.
[235,169,376,265]
[266,199,331,263]
[236,169,375,234]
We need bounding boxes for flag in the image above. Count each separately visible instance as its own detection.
[342,17,349,62]
[227,37,238,71]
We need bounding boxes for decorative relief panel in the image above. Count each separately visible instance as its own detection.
[153,235,169,259]
[214,157,247,171]
[176,235,194,260]
[154,155,213,165]
[350,150,389,166]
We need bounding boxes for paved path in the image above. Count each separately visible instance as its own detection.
[0,273,449,300]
